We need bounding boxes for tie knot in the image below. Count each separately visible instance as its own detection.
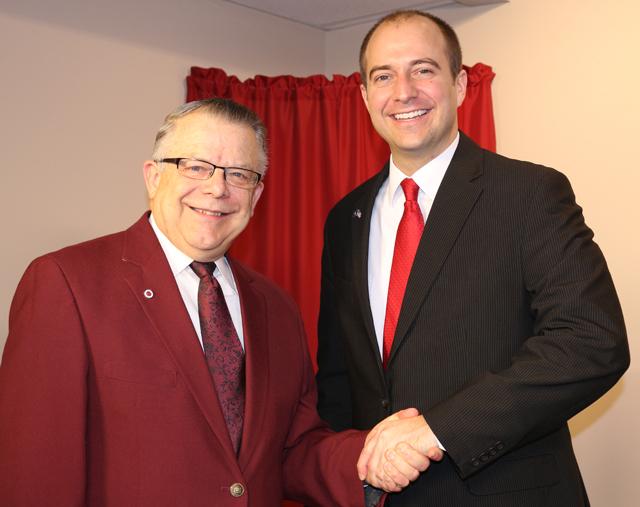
[191,261,217,279]
[400,178,420,202]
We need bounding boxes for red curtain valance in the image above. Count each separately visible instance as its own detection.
[188,64,495,153]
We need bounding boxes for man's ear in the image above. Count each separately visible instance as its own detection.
[360,83,369,109]
[249,181,264,217]
[455,68,467,107]
[143,160,161,199]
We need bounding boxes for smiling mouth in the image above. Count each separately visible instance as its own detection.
[392,109,429,120]
[190,206,226,217]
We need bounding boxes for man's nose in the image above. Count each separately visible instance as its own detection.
[200,167,229,196]
[393,74,417,102]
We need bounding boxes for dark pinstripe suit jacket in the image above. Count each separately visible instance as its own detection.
[316,133,629,506]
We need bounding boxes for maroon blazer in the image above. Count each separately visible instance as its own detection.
[0,214,366,507]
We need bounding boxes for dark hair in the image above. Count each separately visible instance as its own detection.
[359,10,462,85]
[152,98,268,172]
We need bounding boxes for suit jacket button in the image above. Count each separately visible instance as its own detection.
[381,399,390,409]
[230,483,245,497]
[496,442,505,450]
[472,459,480,467]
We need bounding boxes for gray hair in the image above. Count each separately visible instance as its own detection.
[152,98,268,172]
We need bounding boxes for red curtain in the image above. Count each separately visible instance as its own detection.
[187,64,495,368]
[187,64,494,507]
[457,63,496,152]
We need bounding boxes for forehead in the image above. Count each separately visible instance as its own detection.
[365,17,448,68]
[167,112,259,166]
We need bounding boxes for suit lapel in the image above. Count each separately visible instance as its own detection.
[352,167,390,373]
[229,260,269,469]
[388,135,485,365]
[120,214,241,469]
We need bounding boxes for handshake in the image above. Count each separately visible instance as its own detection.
[357,408,444,493]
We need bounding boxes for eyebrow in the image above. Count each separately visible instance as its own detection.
[368,58,442,80]
[413,58,441,70]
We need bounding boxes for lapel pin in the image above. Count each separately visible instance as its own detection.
[352,209,362,219]
[143,289,154,299]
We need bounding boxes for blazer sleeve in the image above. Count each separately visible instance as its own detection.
[425,167,630,478]
[316,217,355,431]
[0,257,89,506]
[282,306,367,507]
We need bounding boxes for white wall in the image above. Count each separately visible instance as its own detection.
[326,1,638,505]
[0,0,324,342]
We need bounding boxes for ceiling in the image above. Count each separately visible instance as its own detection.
[221,0,507,31]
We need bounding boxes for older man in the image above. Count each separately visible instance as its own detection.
[316,10,630,507]
[0,98,424,506]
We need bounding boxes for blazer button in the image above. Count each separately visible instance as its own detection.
[230,483,245,497]
[381,399,390,409]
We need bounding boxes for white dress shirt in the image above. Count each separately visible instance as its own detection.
[149,214,245,350]
[368,134,459,355]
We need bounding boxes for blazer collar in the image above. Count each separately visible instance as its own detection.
[227,258,269,469]
[351,167,390,375]
[120,214,267,468]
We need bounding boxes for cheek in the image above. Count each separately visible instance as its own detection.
[433,84,458,105]
[364,89,386,111]
[167,182,197,204]
[243,196,257,217]
[375,94,391,113]
[235,193,258,220]
[156,183,195,216]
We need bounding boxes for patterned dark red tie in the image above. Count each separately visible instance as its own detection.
[383,179,424,368]
[191,261,245,454]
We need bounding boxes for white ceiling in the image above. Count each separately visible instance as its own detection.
[221,0,507,31]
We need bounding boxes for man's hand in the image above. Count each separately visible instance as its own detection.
[358,408,444,492]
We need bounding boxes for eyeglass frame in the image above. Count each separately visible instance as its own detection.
[156,157,263,189]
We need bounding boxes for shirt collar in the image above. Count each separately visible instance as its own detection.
[148,214,237,293]
[386,132,460,205]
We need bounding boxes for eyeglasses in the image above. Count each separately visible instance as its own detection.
[157,157,263,189]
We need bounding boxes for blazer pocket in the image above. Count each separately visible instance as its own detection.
[102,360,177,387]
[466,453,559,496]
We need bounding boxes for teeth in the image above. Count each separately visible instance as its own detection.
[393,109,428,120]
[193,207,222,216]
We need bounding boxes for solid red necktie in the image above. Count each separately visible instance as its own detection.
[382,179,424,369]
[191,261,245,454]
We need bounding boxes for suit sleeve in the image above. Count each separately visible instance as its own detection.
[316,217,355,431]
[282,306,367,507]
[426,168,629,478]
[0,257,88,506]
